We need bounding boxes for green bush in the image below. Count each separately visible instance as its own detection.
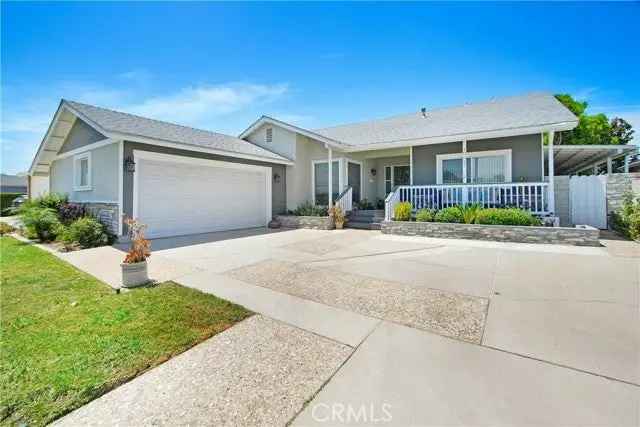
[475,208,541,226]
[17,192,68,214]
[434,206,464,223]
[459,204,481,224]
[415,208,435,222]
[1,193,23,216]
[612,192,640,240]
[21,207,61,242]
[394,202,412,221]
[291,202,328,217]
[0,222,16,235]
[60,217,113,249]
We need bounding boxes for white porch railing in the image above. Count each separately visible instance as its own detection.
[385,182,550,220]
[335,186,353,213]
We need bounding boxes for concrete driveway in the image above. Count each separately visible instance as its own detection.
[59,228,639,425]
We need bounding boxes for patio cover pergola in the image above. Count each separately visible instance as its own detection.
[545,144,638,175]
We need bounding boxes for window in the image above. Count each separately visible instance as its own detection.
[73,152,92,191]
[436,149,511,185]
[266,127,273,143]
[313,161,339,205]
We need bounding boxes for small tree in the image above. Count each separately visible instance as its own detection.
[610,117,634,145]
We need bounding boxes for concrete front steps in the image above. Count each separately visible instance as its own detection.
[346,209,384,230]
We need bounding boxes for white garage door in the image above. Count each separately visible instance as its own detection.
[133,151,272,238]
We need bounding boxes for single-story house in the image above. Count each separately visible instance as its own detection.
[31,92,620,239]
[1,174,28,194]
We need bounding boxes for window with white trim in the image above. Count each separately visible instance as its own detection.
[265,127,273,143]
[436,149,512,185]
[73,152,92,191]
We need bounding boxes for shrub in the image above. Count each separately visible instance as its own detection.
[60,217,112,249]
[1,193,22,216]
[394,202,412,221]
[356,199,375,210]
[434,206,464,223]
[58,203,87,225]
[0,222,16,235]
[292,202,328,217]
[21,207,61,242]
[415,208,435,222]
[612,191,640,240]
[475,208,541,226]
[459,204,481,224]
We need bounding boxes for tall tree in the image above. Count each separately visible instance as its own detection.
[610,117,634,145]
[554,94,634,145]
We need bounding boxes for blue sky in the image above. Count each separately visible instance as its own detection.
[2,2,639,174]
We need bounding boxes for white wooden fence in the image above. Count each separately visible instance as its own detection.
[569,175,607,229]
[385,182,550,221]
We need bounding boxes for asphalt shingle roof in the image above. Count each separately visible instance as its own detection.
[313,93,578,146]
[64,100,290,162]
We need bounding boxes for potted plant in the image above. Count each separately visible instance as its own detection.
[121,217,151,288]
[330,205,347,229]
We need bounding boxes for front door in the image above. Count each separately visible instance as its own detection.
[348,162,361,202]
[385,165,410,195]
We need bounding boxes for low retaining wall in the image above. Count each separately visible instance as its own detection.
[380,221,600,246]
[275,215,334,230]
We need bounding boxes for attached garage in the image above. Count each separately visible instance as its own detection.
[133,151,272,238]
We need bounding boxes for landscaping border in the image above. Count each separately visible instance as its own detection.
[380,221,600,246]
[275,215,334,230]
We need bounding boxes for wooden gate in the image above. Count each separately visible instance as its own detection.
[569,175,607,229]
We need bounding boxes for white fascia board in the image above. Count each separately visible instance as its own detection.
[342,121,579,152]
[28,101,66,175]
[239,116,349,151]
[113,132,294,165]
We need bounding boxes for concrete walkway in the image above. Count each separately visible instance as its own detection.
[48,228,639,426]
[55,316,352,426]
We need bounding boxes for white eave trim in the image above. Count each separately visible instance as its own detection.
[112,132,293,165]
[342,121,580,152]
[239,116,349,150]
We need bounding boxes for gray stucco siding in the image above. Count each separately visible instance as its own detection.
[58,118,106,154]
[121,142,287,228]
[50,142,119,203]
[466,134,543,182]
[412,142,462,185]
[411,134,543,185]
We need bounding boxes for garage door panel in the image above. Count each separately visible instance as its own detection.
[135,157,269,238]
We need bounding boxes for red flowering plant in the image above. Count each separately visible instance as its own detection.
[123,217,151,264]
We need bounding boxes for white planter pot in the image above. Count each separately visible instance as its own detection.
[121,261,149,288]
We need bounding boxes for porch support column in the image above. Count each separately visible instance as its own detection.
[409,146,414,185]
[607,156,613,175]
[327,146,333,206]
[461,139,468,204]
[547,131,555,215]
[624,155,630,173]
[593,164,599,175]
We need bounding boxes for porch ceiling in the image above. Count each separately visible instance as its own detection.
[545,145,637,175]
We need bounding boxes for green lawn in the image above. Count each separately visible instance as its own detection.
[0,237,252,426]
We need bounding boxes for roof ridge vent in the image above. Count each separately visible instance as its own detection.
[420,107,427,118]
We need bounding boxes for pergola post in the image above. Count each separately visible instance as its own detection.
[607,156,613,175]
[547,131,555,215]
[327,146,333,206]
[624,155,630,173]
[593,164,599,175]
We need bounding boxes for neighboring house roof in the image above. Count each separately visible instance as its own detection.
[63,100,291,163]
[312,93,578,147]
[1,174,28,190]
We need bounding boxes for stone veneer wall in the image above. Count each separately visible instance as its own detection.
[83,202,119,235]
[607,173,640,215]
[381,221,600,246]
[275,215,334,230]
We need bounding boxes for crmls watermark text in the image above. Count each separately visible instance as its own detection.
[311,403,393,423]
